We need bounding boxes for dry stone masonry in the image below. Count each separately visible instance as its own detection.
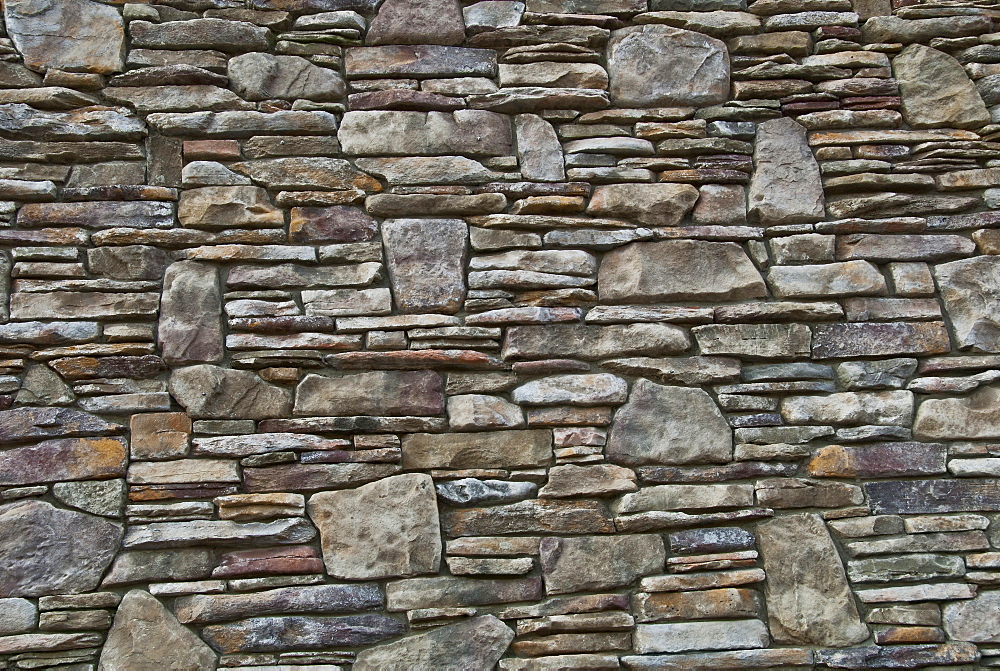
[0,0,999,668]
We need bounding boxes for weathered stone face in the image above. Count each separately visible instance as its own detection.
[748,117,825,226]
[893,44,990,130]
[294,370,444,416]
[354,615,514,670]
[158,261,223,366]
[4,0,125,74]
[540,534,664,594]
[228,53,347,102]
[934,256,1000,353]
[169,365,292,419]
[382,218,467,313]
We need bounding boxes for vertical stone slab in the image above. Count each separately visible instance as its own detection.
[158,261,223,365]
[757,513,868,647]
[515,114,564,182]
[0,250,9,322]
[748,117,825,226]
[382,218,467,314]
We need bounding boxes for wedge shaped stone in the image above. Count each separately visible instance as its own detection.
[748,117,825,226]
[170,365,292,419]
[935,256,1000,353]
[894,44,989,130]
[382,218,467,314]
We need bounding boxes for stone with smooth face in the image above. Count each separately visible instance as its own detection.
[308,474,441,579]
[4,0,125,74]
[540,535,664,594]
[634,620,769,654]
[503,323,691,360]
[607,25,730,106]
[294,371,444,416]
[123,518,315,549]
[402,430,552,469]
[354,615,514,670]
[158,261,223,366]
[914,385,1000,440]
[366,0,466,45]
[757,513,868,646]
[169,365,292,419]
[599,241,765,303]
[748,117,825,226]
[382,218,467,314]
[587,184,699,227]
[607,380,732,466]
[614,484,753,513]
[539,464,638,498]
[98,590,217,671]
[228,53,346,101]
[339,111,512,157]
[934,256,1000,353]
[893,44,989,130]
[0,499,122,597]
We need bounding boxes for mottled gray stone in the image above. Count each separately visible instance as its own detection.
[175,584,383,624]
[356,615,513,670]
[169,365,292,419]
[308,474,441,579]
[0,499,122,597]
[935,256,1000,353]
[367,0,466,46]
[202,614,405,653]
[513,374,629,406]
[943,590,1000,642]
[14,364,74,406]
[541,534,664,595]
[98,590,217,671]
[159,261,223,366]
[894,44,990,130]
[607,25,729,106]
[294,371,444,416]
[52,479,125,517]
[4,0,125,74]
[130,19,270,54]
[503,323,691,360]
[123,518,315,549]
[515,114,564,182]
[634,620,770,654]
[0,406,122,442]
[607,380,732,466]
[435,478,538,507]
[748,117,825,226]
[587,183,700,228]
[383,218,467,314]
[339,111,512,156]
[102,549,215,587]
[88,246,170,281]
[0,598,35,636]
[228,53,346,101]
[836,359,917,390]
[402,430,552,469]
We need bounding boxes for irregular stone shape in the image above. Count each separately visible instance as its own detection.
[175,584,383,624]
[386,576,543,611]
[0,103,144,140]
[614,483,753,513]
[634,620,770,654]
[0,407,122,442]
[448,395,524,431]
[0,499,122,597]
[308,474,441,579]
[540,535,664,595]
[893,44,989,130]
[294,371,444,417]
[503,324,691,360]
[228,53,346,101]
[0,437,126,486]
[98,590,217,671]
[538,464,637,498]
[14,364,74,406]
[943,590,1000,642]
[914,385,1000,440]
[178,186,283,229]
[435,478,538,507]
[169,365,292,419]
[782,390,913,426]
[339,111,512,156]
[130,19,270,54]
[934,256,1000,353]
[634,588,761,623]
[814,642,980,669]
[355,615,514,670]
[758,513,869,646]
[607,25,729,106]
[848,554,964,584]
[202,614,405,653]
[748,117,825,226]
[402,430,552,469]
[89,245,170,281]
[52,479,126,517]
[513,374,628,406]
[239,157,381,191]
[599,241,765,303]
[382,218,467,314]
[367,0,466,45]
[356,156,498,185]
[0,598,35,636]
[607,380,731,466]
[587,184,699,228]
[515,114,564,182]
[768,261,886,298]
[444,499,614,537]
[158,261,222,366]
[102,549,215,586]
[290,206,378,244]
[669,527,756,555]
[4,0,124,74]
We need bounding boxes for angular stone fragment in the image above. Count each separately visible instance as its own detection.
[444,499,614,537]
[541,535,664,595]
[383,218,467,314]
[228,53,346,101]
[169,365,292,419]
[757,513,868,646]
[239,157,380,191]
[748,117,824,226]
[98,590,216,671]
[123,518,315,549]
[0,436,126,486]
[339,110,512,156]
[607,380,731,466]
[436,479,538,507]
[634,620,769,654]
[387,576,543,610]
[294,371,443,417]
[355,615,514,671]
[158,261,222,366]
[599,241,765,303]
[14,364,74,406]
[367,0,466,46]
[515,114,564,182]
[607,25,729,106]
[448,395,524,431]
[943,591,1000,642]
[52,479,125,517]
[4,0,124,74]
[934,257,1000,353]
[308,474,441,580]
[504,323,690,360]
[893,44,989,130]
[0,598,35,636]
[202,614,404,653]
[588,184,699,228]
[290,206,377,244]
[0,499,122,597]
[178,186,283,229]
[403,430,551,469]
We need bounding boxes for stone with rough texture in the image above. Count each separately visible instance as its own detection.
[308,474,441,579]
[339,111,512,157]
[98,590,217,671]
[159,261,223,366]
[515,114,564,182]
[503,323,691,360]
[175,584,383,624]
[634,620,769,654]
[0,598,35,636]
[403,430,552,469]
[0,436,126,486]
[0,499,122,597]
[893,44,989,130]
[914,385,1000,440]
[541,535,664,594]
[354,615,514,670]
[587,184,699,228]
[513,374,628,406]
[201,614,405,653]
[228,53,346,102]
[943,590,1000,642]
[367,0,466,46]
[757,513,869,646]
[4,0,124,75]
[934,256,1000,353]
[383,218,467,314]
[178,186,283,229]
[169,365,292,419]
[294,371,444,416]
[748,117,825,226]
[607,380,731,466]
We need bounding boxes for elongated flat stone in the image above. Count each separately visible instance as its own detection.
[503,323,691,360]
[170,365,292,419]
[0,436,126,486]
[345,46,497,78]
[387,576,543,611]
[914,385,1000,440]
[175,584,382,624]
[202,614,405,653]
[123,518,316,549]
[294,371,444,416]
[402,430,552,469]
[443,500,614,537]
[867,479,1000,514]
[0,407,122,443]
[355,615,514,670]
[339,110,511,156]
[541,535,664,595]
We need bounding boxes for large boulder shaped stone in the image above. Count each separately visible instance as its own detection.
[178,186,284,229]
[599,240,766,303]
[748,117,825,226]
[758,513,869,647]
[607,380,732,466]
[4,0,124,74]
[366,0,466,46]
[228,53,346,101]
[607,25,729,107]
[383,218,467,313]
[0,499,122,597]
[944,590,1000,642]
[515,114,564,182]
[894,44,990,130]
[159,261,223,366]
[587,183,700,227]
[307,473,442,579]
[934,256,1000,353]
[914,384,1000,440]
[540,534,664,594]
[98,590,217,671]
[169,365,292,419]
[354,615,514,670]
[294,371,444,416]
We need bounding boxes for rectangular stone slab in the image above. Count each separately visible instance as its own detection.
[866,479,1000,514]
[402,430,552,469]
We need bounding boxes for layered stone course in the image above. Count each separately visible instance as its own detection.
[0,0,998,668]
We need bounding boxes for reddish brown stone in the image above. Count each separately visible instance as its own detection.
[807,443,946,478]
[348,90,465,111]
[129,413,191,460]
[183,139,240,160]
[212,546,324,578]
[128,484,239,502]
[288,206,378,244]
[48,355,166,380]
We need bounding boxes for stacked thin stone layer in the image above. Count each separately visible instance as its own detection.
[0,0,999,668]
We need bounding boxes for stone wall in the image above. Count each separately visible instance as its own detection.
[0,0,998,668]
